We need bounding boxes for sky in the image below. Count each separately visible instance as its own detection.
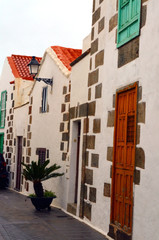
[0,0,92,73]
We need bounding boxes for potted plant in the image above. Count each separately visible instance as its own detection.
[22,159,64,210]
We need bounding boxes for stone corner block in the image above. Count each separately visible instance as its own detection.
[107,110,115,127]
[137,102,146,123]
[91,153,99,168]
[95,83,102,99]
[109,13,118,32]
[91,39,98,56]
[88,69,99,87]
[98,17,105,34]
[88,101,96,116]
[84,201,92,221]
[89,187,96,203]
[134,169,140,185]
[107,147,113,162]
[85,168,93,185]
[92,7,101,26]
[87,135,95,149]
[103,183,111,197]
[135,147,145,169]
[93,119,101,133]
[95,50,104,68]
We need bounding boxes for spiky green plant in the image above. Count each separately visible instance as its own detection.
[22,160,64,198]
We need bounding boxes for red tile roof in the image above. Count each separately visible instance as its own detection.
[51,46,82,71]
[7,47,81,81]
[8,55,42,80]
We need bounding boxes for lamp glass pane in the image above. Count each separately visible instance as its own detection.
[30,65,39,75]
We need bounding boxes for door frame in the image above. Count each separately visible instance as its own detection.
[15,136,23,191]
[68,120,82,207]
[74,121,81,203]
[110,82,138,233]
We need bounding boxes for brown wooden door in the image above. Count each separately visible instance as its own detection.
[111,84,137,233]
[16,137,22,191]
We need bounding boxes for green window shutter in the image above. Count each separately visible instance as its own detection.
[0,133,4,154]
[117,0,141,48]
[0,101,1,128]
[0,91,7,129]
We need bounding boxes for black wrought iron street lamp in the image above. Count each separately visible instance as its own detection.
[28,56,53,86]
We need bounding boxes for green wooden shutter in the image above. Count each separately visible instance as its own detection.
[117,0,141,48]
[0,133,4,154]
[0,91,7,128]
[0,101,1,128]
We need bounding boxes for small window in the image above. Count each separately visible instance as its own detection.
[0,91,7,128]
[36,148,46,165]
[117,0,141,48]
[42,87,48,113]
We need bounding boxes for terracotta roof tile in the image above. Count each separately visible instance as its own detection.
[8,55,42,80]
[51,46,82,71]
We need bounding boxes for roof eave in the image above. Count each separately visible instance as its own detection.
[70,48,91,67]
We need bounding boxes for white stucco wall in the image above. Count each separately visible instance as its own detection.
[13,104,29,190]
[0,58,14,186]
[86,0,159,239]
[70,53,90,107]
[81,0,112,233]
[14,78,34,108]
[0,58,14,135]
[28,52,68,209]
[14,104,29,137]
[1,1,157,239]
[0,58,14,166]
[82,34,91,53]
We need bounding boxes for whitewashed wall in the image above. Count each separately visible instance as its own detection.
[28,52,68,209]
[86,0,159,239]
[0,58,14,136]
[14,78,33,108]
[13,104,29,190]
[0,58,15,185]
[68,51,90,216]
[70,53,90,108]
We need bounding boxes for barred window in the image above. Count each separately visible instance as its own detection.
[42,87,48,113]
[36,148,46,165]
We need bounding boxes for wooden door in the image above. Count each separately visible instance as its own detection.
[16,137,22,191]
[111,83,137,233]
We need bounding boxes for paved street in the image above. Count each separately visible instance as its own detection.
[0,189,108,240]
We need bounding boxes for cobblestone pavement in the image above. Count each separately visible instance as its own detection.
[0,189,108,240]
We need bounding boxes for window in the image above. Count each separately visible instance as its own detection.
[36,148,46,165]
[0,91,7,128]
[117,0,141,48]
[42,87,48,113]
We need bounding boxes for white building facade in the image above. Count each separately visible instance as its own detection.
[0,55,41,190]
[67,0,156,240]
[1,1,159,240]
[21,46,82,209]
